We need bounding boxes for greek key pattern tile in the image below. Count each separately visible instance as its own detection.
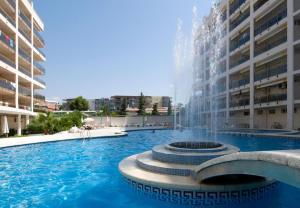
[124,177,278,206]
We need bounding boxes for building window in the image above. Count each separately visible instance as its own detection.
[257,110,263,115]
[269,109,276,114]
[244,111,249,116]
[281,108,287,114]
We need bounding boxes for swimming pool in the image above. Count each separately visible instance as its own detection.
[1,130,300,207]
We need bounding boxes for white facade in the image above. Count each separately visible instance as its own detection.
[193,0,300,130]
[0,0,45,135]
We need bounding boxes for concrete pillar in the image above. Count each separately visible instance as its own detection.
[26,115,30,126]
[249,0,255,129]
[17,114,21,136]
[15,0,19,109]
[287,0,295,130]
[225,0,230,125]
[31,9,34,112]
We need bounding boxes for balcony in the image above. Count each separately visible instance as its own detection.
[230,9,250,31]
[19,28,31,43]
[254,94,287,104]
[0,78,15,92]
[19,10,31,29]
[230,77,250,89]
[0,7,15,26]
[5,0,16,10]
[230,0,246,15]
[254,9,287,36]
[19,47,31,63]
[35,46,46,58]
[34,77,45,85]
[19,65,31,77]
[0,30,15,50]
[34,29,45,45]
[34,93,45,101]
[230,54,250,69]
[230,32,250,52]
[254,64,287,82]
[18,85,31,97]
[230,99,250,108]
[254,33,287,56]
[254,0,269,12]
[33,61,45,74]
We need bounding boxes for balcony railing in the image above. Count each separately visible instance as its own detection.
[33,61,45,74]
[19,10,31,28]
[34,77,45,85]
[0,79,15,92]
[18,86,31,97]
[230,77,250,89]
[254,0,269,11]
[230,0,246,15]
[230,55,249,69]
[19,47,31,62]
[254,65,287,82]
[34,29,45,45]
[230,9,250,31]
[34,93,45,101]
[19,66,31,77]
[0,53,15,68]
[19,29,31,43]
[0,30,15,50]
[6,0,16,9]
[254,10,287,36]
[254,36,287,56]
[230,99,250,107]
[230,33,250,52]
[0,7,15,26]
[254,93,287,104]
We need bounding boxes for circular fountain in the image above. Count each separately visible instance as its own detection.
[119,141,276,206]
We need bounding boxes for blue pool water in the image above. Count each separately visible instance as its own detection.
[1,130,300,208]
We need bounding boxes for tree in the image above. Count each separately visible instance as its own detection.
[138,92,145,115]
[69,96,89,111]
[120,98,127,115]
[152,103,159,115]
[167,100,172,116]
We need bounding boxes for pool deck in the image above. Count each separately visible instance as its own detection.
[0,127,169,149]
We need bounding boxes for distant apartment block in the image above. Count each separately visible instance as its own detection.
[193,0,300,130]
[0,0,46,135]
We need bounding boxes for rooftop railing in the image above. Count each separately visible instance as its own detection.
[33,61,45,74]
[254,10,287,36]
[254,65,287,82]
[230,0,247,15]
[254,35,287,56]
[254,93,287,104]
[0,79,15,92]
[230,9,250,31]
[230,33,250,52]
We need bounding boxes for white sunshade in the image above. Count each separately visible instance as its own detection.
[83,118,94,123]
[1,116,9,135]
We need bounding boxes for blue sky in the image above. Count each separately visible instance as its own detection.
[34,0,212,101]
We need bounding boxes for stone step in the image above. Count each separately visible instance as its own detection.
[152,144,239,165]
[136,151,196,176]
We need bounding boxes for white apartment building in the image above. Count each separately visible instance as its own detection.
[193,0,300,130]
[0,0,45,135]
